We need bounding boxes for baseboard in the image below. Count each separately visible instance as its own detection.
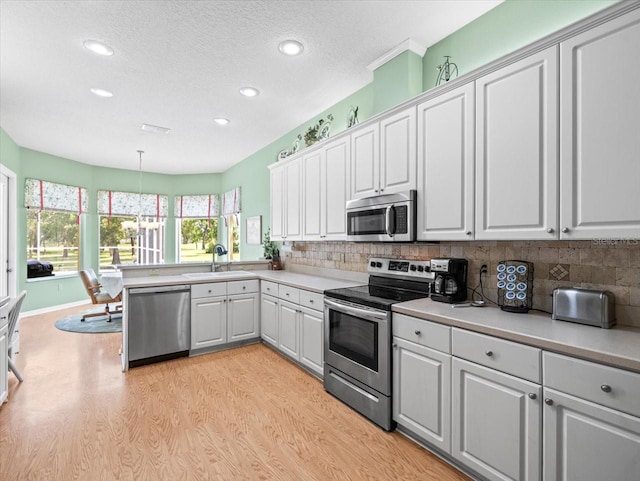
[21,299,90,318]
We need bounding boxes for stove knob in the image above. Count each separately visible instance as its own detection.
[375,262,382,268]
[417,266,424,272]
[410,265,417,271]
[370,261,376,268]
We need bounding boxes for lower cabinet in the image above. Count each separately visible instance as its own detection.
[299,306,324,376]
[278,299,299,359]
[452,358,541,481]
[0,324,8,405]
[260,293,278,347]
[227,293,259,342]
[191,295,227,349]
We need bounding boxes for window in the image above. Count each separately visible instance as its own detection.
[98,190,168,270]
[26,210,80,273]
[226,215,241,261]
[24,179,87,276]
[174,194,220,263]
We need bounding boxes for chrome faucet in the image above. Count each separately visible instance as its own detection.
[211,244,228,272]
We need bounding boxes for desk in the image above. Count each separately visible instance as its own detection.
[100,272,124,298]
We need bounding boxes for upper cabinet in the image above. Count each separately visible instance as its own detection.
[270,158,302,241]
[559,9,640,239]
[475,46,559,240]
[302,136,350,241]
[417,83,475,241]
[350,106,416,200]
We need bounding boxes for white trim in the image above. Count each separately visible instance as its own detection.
[0,164,17,298]
[366,38,427,72]
[21,299,89,318]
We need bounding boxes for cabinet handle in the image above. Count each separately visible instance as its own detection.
[544,398,554,406]
[392,343,397,349]
[414,330,421,336]
[562,227,569,233]
[243,286,246,290]
[601,384,612,393]
[208,290,212,293]
[380,188,384,192]
[485,350,493,357]
[286,292,290,296]
[466,231,472,236]
[266,287,270,291]
[309,299,314,303]
[223,299,227,303]
[528,393,537,400]
[547,228,554,234]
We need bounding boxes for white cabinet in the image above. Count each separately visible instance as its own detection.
[278,299,299,359]
[260,293,278,347]
[452,357,541,481]
[228,293,259,342]
[302,136,350,241]
[350,107,417,200]
[559,9,640,239]
[299,306,323,376]
[417,83,475,240]
[393,337,451,453]
[269,158,302,241]
[379,107,417,196]
[0,324,8,405]
[542,388,640,481]
[475,46,558,240]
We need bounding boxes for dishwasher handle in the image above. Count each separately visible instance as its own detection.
[129,284,191,295]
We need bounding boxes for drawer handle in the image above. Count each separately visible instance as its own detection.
[485,350,493,357]
[267,287,270,291]
[286,293,290,296]
[601,384,612,393]
[208,290,212,293]
[528,393,537,400]
[544,398,554,406]
[414,330,421,336]
[309,299,314,303]
[243,286,246,290]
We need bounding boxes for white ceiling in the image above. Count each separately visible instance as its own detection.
[0,0,502,175]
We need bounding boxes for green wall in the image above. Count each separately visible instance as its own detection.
[373,50,423,114]
[422,0,617,90]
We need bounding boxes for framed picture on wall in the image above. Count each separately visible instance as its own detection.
[246,215,261,245]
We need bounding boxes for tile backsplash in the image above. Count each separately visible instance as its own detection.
[283,240,640,327]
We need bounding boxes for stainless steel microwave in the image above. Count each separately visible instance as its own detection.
[346,190,416,242]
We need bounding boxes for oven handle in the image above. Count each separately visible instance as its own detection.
[324,298,388,323]
[385,205,395,237]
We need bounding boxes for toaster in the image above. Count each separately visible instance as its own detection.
[552,287,616,328]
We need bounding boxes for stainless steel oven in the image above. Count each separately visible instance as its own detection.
[346,190,416,242]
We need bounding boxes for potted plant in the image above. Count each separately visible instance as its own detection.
[262,229,282,270]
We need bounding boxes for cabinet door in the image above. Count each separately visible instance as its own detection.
[417,83,475,241]
[350,123,380,200]
[278,300,299,360]
[380,106,417,195]
[270,167,285,240]
[299,307,323,377]
[560,10,640,239]
[323,136,350,240]
[543,387,640,481]
[302,149,323,240]
[393,337,451,453]
[476,46,558,240]
[452,358,541,481]
[227,293,259,342]
[285,159,302,240]
[260,294,278,347]
[0,325,8,405]
[191,296,227,349]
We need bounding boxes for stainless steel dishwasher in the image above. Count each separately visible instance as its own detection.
[128,284,191,367]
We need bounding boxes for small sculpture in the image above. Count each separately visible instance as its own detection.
[436,56,459,86]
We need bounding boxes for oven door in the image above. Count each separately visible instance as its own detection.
[324,297,391,395]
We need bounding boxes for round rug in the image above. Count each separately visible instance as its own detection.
[55,312,122,334]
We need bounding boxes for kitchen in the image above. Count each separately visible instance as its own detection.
[2,1,640,480]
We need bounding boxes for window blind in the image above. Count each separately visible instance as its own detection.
[24,178,88,214]
[221,187,241,216]
[174,194,220,218]
[97,190,168,217]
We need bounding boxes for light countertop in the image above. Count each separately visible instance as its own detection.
[393,298,640,373]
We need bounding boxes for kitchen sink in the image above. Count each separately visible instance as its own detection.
[182,271,254,279]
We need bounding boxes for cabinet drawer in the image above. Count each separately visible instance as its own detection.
[278,284,300,304]
[543,352,640,417]
[393,313,450,353]
[299,290,323,312]
[261,280,278,296]
[191,282,226,299]
[227,279,259,295]
[452,328,541,383]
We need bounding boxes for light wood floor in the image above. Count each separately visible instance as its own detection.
[0,304,470,481]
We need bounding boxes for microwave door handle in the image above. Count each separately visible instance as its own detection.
[385,205,395,237]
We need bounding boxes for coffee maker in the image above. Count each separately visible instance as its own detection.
[431,258,468,303]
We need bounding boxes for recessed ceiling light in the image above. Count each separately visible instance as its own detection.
[83,39,114,56]
[278,39,304,56]
[239,87,259,97]
[213,118,230,125]
[141,124,171,134]
[90,88,113,98]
